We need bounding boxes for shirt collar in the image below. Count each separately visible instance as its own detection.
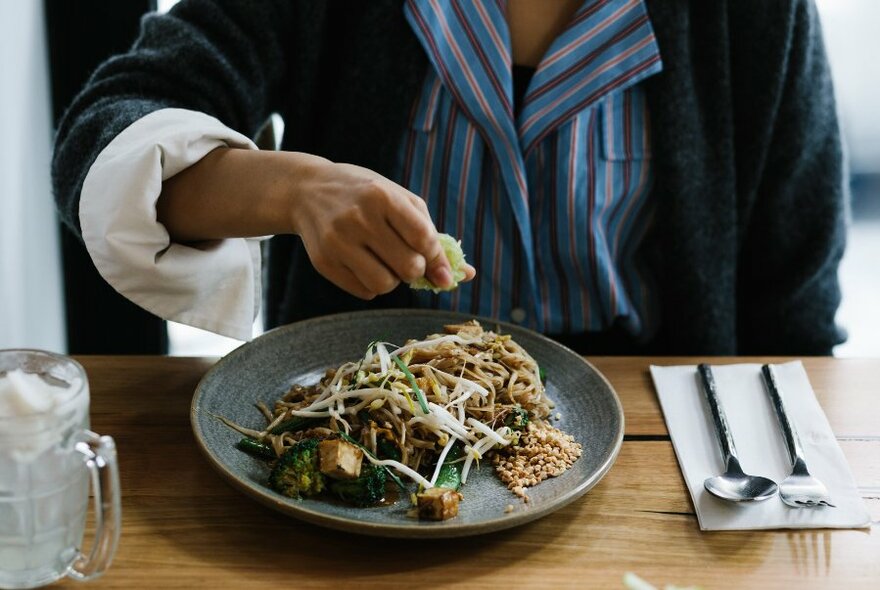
[404,0,662,152]
[518,0,663,154]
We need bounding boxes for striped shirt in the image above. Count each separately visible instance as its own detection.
[398,0,662,336]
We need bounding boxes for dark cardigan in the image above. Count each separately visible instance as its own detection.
[52,0,846,355]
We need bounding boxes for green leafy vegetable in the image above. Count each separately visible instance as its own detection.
[503,406,530,431]
[376,438,402,462]
[327,464,387,507]
[235,438,276,461]
[433,442,464,490]
[408,234,467,293]
[338,432,408,492]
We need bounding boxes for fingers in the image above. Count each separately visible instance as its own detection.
[381,190,454,289]
[426,258,453,289]
[462,263,476,282]
[314,256,398,301]
[323,255,475,300]
[298,163,475,298]
[372,221,427,282]
[408,193,431,217]
[306,242,388,301]
[316,260,376,301]
[343,245,401,296]
[401,192,477,285]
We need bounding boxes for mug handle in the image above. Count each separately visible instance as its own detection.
[68,431,122,581]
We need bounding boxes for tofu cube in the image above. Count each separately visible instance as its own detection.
[318,439,363,480]
[416,487,463,521]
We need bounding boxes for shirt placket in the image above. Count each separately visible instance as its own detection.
[404,0,540,326]
[517,0,663,332]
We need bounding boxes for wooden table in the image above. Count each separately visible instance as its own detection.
[64,357,879,589]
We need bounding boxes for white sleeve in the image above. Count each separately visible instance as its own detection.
[79,108,264,341]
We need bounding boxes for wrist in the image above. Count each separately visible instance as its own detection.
[275,151,333,236]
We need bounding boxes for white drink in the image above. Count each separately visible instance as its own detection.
[0,365,90,589]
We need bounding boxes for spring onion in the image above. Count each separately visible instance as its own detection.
[393,355,430,414]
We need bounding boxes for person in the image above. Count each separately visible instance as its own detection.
[52,0,846,355]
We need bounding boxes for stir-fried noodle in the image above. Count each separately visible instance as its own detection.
[224,321,578,496]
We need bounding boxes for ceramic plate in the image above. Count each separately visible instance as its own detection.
[191,309,623,538]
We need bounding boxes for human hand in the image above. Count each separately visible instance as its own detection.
[290,159,476,300]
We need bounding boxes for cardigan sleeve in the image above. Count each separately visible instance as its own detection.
[51,0,295,337]
[78,108,263,340]
[735,0,847,354]
[52,0,294,236]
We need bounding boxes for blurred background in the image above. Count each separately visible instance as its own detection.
[815,0,880,357]
[0,0,877,357]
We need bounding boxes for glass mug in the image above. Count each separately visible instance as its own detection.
[0,350,120,589]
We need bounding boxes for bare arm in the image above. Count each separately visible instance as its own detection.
[157,147,474,300]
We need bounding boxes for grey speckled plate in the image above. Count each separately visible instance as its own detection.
[191,309,623,538]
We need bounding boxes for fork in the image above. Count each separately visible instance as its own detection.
[761,364,835,508]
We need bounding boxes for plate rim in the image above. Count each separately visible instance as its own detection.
[190,309,624,538]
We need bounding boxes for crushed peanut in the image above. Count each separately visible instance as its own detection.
[492,421,582,500]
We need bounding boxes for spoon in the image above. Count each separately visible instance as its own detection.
[697,364,778,502]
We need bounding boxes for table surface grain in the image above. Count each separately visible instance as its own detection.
[60,356,879,589]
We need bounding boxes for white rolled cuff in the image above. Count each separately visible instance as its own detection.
[79,108,263,341]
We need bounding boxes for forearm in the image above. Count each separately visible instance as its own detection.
[52,1,296,236]
[157,148,327,242]
[156,146,467,299]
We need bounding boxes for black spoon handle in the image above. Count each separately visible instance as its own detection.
[698,363,740,467]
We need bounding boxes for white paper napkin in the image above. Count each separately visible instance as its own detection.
[650,361,871,530]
